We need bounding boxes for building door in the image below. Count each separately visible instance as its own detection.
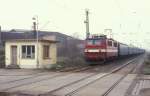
[11,46,17,65]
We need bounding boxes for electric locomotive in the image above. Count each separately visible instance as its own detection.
[84,34,118,62]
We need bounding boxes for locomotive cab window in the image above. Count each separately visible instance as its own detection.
[94,40,101,45]
[87,40,93,45]
[114,42,118,47]
[108,40,112,46]
[87,39,102,45]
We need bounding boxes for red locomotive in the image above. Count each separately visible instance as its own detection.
[84,34,144,63]
[84,34,118,62]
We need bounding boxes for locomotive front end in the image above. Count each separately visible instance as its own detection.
[84,35,107,61]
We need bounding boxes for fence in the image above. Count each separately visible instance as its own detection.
[0,47,5,68]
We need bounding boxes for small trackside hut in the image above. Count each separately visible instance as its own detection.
[5,39,58,69]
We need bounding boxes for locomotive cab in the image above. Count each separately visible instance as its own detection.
[84,35,107,61]
[84,34,118,62]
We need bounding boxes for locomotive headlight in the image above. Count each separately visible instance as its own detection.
[88,49,99,52]
[99,49,101,52]
[84,49,88,52]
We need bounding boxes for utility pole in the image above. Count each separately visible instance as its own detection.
[32,16,39,68]
[84,9,90,38]
[33,19,37,38]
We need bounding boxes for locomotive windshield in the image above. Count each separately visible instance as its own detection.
[87,39,103,45]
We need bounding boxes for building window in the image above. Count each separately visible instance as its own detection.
[22,45,35,59]
[43,45,50,59]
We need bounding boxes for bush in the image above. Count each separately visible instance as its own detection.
[147,54,150,60]
[145,61,150,66]
[142,68,150,75]
[50,64,62,70]
[142,59,150,75]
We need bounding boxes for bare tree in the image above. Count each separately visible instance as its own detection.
[0,47,5,68]
[66,32,84,66]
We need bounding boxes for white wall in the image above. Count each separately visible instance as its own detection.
[5,41,57,69]
[5,41,37,68]
[39,42,57,68]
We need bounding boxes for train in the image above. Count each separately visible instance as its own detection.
[84,34,145,62]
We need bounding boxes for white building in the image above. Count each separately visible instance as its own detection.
[5,39,57,69]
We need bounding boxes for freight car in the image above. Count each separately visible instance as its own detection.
[118,43,144,57]
[84,34,144,63]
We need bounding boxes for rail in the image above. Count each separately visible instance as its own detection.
[47,56,140,96]
[0,64,97,93]
[0,55,141,96]
[102,63,136,96]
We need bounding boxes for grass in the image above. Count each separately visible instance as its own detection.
[48,57,88,71]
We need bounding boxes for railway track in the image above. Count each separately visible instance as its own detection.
[101,62,137,96]
[0,55,138,85]
[0,55,143,96]
[0,65,99,92]
[48,55,141,96]
[0,65,95,84]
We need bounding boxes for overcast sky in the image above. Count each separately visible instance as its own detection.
[0,0,150,49]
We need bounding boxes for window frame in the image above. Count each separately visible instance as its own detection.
[43,45,50,59]
[87,39,102,45]
[114,42,118,47]
[107,40,113,47]
[21,45,35,59]
[87,40,93,45]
